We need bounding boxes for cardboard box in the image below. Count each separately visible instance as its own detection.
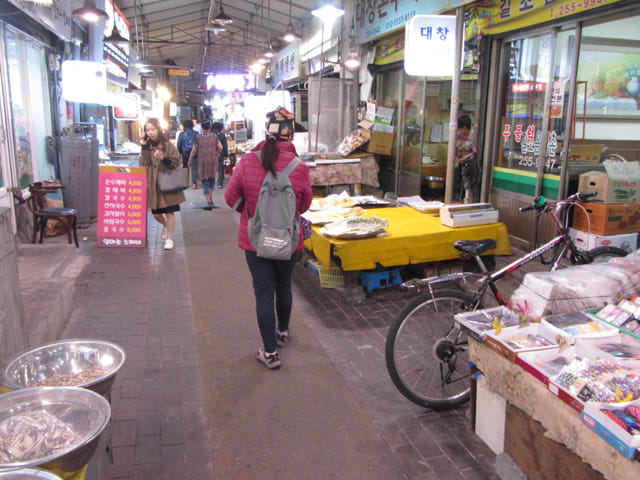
[577,161,640,203]
[567,144,605,163]
[365,130,395,155]
[569,228,638,253]
[571,202,640,235]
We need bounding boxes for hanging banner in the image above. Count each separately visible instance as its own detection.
[97,166,147,248]
[405,15,456,76]
[465,0,625,39]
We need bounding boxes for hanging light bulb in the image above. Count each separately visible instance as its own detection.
[283,0,297,43]
[343,37,360,70]
[311,2,344,25]
[73,1,109,23]
[104,1,129,46]
[214,1,233,25]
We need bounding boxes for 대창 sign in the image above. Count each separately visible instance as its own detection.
[97,166,147,248]
[405,15,456,77]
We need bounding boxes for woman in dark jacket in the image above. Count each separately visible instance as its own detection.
[224,135,312,369]
[140,118,185,250]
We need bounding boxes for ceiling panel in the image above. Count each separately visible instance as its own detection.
[113,0,320,91]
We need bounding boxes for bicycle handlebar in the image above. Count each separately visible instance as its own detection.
[518,191,598,213]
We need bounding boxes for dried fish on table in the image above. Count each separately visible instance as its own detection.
[0,409,80,464]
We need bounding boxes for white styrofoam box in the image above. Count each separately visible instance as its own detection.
[454,306,520,341]
[575,334,640,369]
[569,228,638,253]
[581,399,640,458]
[513,263,640,318]
[511,283,617,319]
[541,311,618,343]
[475,374,506,455]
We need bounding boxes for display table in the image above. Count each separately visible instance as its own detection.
[307,154,380,188]
[304,206,511,271]
[469,339,638,480]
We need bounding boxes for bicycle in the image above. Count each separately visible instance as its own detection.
[385,191,627,410]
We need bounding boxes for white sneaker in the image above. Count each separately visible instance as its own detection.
[160,227,168,241]
[164,239,174,250]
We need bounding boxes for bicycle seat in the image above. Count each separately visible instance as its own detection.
[454,239,497,256]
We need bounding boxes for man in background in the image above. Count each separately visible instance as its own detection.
[212,122,229,189]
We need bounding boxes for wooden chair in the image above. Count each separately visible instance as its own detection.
[27,182,79,247]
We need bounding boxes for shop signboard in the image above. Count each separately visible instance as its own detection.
[103,0,130,88]
[272,41,300,87]
[465,0,625,38]
[405,15,456,77]
[352,0,470,44]
[8,0,73,41]
[97,166,147,248]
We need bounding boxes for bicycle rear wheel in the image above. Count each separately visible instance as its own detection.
[385,289,477,410]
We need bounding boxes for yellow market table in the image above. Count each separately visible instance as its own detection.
[304,206,511,271]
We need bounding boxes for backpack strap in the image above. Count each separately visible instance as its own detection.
[281,157,301,177]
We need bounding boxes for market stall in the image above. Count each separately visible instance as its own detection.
[305,153,380,193]
[304,205,511,271]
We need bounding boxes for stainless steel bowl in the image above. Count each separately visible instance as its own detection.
[0,387,111,475]
[2,339,125,397]
[0,468,63,479]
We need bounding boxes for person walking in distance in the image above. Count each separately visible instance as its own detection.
[192,116,203,134]
[211,122,228,189]
[224,134,312,369]
[177,119,198,188]
[189,120,222,210]
[140,118,185,250]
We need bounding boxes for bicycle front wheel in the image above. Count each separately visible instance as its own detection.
[585,246,627,264]
[385,289,477,410]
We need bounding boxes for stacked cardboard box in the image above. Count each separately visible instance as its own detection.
[572,160,640,251]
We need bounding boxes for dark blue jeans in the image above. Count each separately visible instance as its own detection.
[217,154,225,187]
[245,250,299,353]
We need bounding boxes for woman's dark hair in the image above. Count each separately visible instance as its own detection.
[211,122,223,133]
[183,119,194,129]
[144,118,168,143]
[261,136,280,176]
[201,120,211,131]
[457,115,472,130]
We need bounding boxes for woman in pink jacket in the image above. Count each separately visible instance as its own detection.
[224,136,312,369]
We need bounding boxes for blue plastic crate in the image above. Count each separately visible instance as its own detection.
[358,268,402,291]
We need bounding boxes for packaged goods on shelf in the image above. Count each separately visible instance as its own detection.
[454,306,521,342]
[541,311,618,342]
[582,399,640,459]
[483,323,565,363]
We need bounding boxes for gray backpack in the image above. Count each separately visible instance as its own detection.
[248,155,301,260]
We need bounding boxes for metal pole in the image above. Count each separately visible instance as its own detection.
[445,8,464,204]
[314,23,324,152]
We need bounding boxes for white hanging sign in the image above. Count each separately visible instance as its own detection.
[404,15,456,77]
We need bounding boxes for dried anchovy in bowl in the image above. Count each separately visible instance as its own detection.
[31,366,108,387]
[0,410,81,464]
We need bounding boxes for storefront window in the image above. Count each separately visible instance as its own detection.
[4,25,53,187]
[498,30,575,175]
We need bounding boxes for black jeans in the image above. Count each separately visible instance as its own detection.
[245,250,299,353]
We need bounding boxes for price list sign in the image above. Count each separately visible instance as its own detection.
[97,166,147,248]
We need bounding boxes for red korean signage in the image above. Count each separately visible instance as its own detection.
[97,166,147,248]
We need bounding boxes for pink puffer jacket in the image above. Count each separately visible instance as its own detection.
[224,148,312,252]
